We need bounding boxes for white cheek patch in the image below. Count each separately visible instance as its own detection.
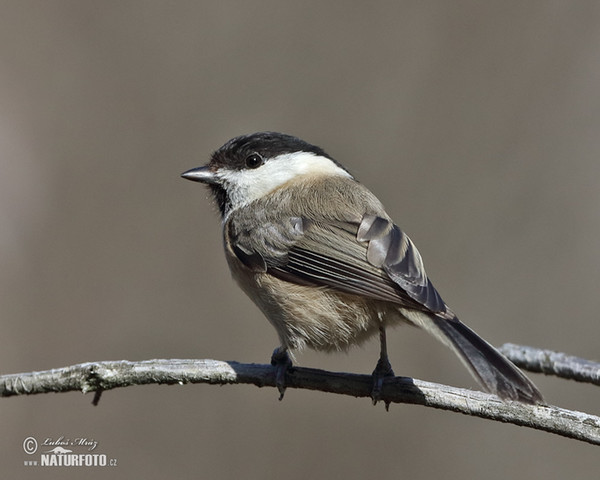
[219,152,352,214]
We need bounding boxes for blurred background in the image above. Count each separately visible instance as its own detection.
[1,1,599,478]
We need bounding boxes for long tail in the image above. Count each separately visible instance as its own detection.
[404,310,544,404]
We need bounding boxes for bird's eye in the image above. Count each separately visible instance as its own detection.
[245,153,264,169]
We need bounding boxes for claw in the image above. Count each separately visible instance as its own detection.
[271,347,293,400]
[372,325,395,410]
[371,356,395,410]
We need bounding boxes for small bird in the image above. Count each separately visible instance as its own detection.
[182,132,543,405]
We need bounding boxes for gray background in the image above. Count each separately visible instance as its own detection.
[2,1,599,478]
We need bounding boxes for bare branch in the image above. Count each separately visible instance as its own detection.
[500,343,600,386]
[1,358,599,446]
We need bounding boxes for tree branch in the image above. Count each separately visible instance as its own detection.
[500,343,600,386]
[1,352,599,446]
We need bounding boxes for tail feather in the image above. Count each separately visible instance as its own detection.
[404,310,544,404]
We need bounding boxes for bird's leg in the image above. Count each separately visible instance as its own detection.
[271,346,293,400]
[371,325,395,409]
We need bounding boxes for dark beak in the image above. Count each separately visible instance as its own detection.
[181,166,219,185]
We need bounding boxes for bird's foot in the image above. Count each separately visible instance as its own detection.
[271,347,293,400]
[371,356,395,410]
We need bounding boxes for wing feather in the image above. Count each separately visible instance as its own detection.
[269,217,446,314]
[226,194,447,314]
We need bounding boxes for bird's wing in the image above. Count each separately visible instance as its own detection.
[228,212,447,314]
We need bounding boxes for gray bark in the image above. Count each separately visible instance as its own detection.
[2,345,599,446]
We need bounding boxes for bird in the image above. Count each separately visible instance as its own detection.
[181,131,543,405]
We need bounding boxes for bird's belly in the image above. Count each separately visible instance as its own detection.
[238,270,397,352]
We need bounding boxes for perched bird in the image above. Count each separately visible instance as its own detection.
[182,132,543,405]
